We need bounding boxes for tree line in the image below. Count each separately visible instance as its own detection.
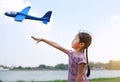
[1,60,120,70]
[90,60,120,70]
[10,64,68,70]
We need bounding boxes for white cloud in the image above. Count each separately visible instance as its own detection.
[0,0,31,11]
[110,15,120,22]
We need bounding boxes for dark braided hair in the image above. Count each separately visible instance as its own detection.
[78,32,92,77]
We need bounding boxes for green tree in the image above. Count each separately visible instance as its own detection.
[38,64,46,69]
[55,63,68,70]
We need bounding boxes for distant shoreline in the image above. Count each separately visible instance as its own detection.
[1,60,120,70]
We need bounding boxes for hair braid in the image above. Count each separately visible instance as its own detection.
[86,48,90,77]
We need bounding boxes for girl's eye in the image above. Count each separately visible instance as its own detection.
[74,38,78,40]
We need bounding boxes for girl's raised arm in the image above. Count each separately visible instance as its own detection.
[31,36,68,54]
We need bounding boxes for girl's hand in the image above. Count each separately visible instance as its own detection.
[31,36,43,44]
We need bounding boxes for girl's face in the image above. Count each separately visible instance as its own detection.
[72,34,80,50]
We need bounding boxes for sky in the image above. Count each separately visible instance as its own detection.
[0,0,120,67]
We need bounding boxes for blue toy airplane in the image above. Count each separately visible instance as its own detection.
[4,6,52,24]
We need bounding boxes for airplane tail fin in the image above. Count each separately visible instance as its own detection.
[41,11,52,24]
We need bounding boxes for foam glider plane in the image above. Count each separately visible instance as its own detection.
[5,6,52,24]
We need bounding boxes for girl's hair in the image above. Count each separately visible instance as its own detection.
[78,32,92,77]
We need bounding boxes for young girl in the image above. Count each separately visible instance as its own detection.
[31,32,92,82]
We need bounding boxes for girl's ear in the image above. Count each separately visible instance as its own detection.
[79,42,85,48]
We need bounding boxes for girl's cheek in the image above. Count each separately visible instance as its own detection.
[72,41,78,49]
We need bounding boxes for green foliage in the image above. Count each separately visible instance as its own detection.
[55,64,68,70]
[16,80,25,82]
[38,64,55,70]
[89,77,120,82]
[105,60,120,70]
[89,60,120,70]
[41,80,67,82]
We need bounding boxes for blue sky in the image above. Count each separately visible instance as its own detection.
[0,0,120,67]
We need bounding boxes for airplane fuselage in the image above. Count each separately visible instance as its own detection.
[5,11,43,21]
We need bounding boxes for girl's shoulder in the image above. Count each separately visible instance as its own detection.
[77,53,87,64]
[67,50,74,57]
[77,53,86,60]
[67,50,74,54]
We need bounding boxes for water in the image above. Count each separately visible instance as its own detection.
[0,70,120,82]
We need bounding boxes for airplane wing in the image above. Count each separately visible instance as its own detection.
[20,6,31,14]
[15,6,31,22]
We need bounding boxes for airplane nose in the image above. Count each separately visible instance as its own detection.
[4,12,8,16]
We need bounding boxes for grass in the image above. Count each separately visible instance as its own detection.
[16,80,67,82]
[89,77,120,82]
[1,77,120,82]
[46,77,120,82]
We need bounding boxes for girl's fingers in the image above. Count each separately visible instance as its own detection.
[31,36,41,44]
[31,36,38,40]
